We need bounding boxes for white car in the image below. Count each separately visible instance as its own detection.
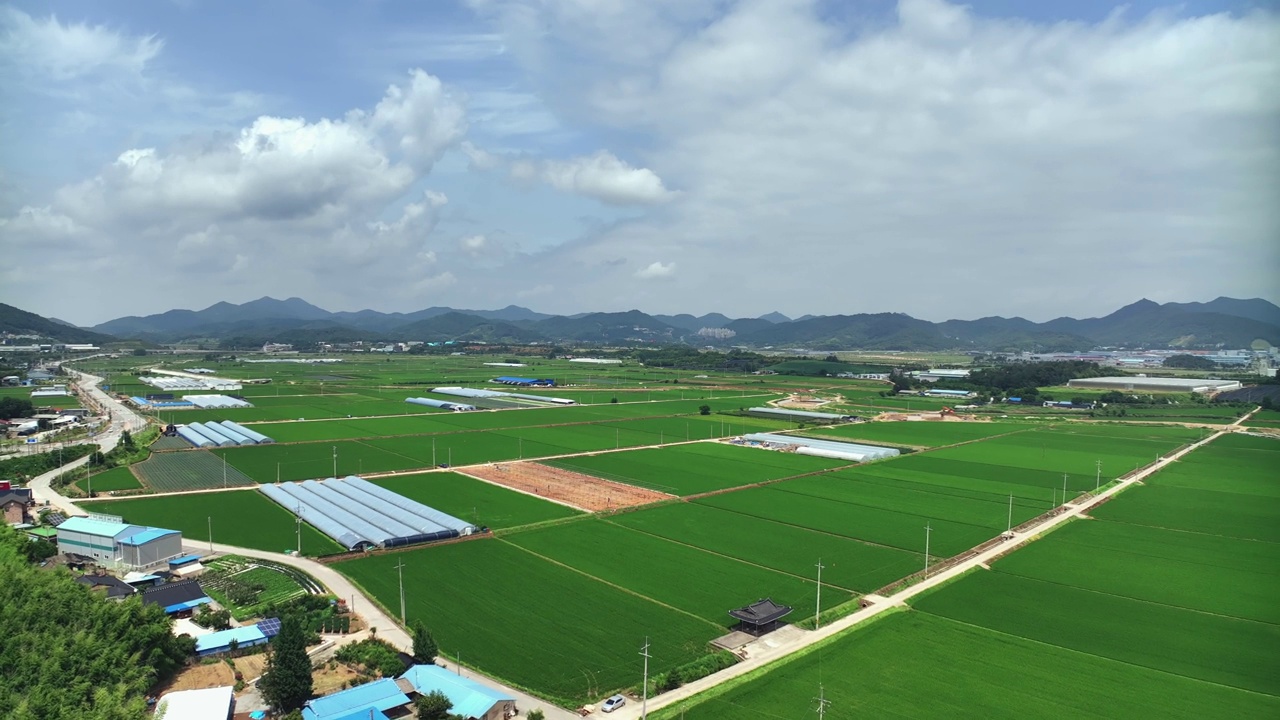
[601,694,626,713]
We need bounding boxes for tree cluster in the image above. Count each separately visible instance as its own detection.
[0,396,35,420]
[0,525,194,720]
[1162,354,1220,370]
[258,615,313,712]
[968,361,1111,392]
[1,444,97,483]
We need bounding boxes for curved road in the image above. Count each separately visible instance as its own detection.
[31,367,575,719]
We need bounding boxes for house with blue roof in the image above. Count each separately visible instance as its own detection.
[194,618,281,656]
[300,678,411,720]
[57,515,183,570]
[298,665,516,720]
[399,665,515,720]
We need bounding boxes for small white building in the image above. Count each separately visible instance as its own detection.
[155,686,234,720]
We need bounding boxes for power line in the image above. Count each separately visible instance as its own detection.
[394,559,406,624]
[812,684,831,719]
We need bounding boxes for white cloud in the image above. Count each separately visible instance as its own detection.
[540,151,675,206]
[0,7,162,81]
[635,261,676,279]
[0,68,469,320]
[467,0,1280,319]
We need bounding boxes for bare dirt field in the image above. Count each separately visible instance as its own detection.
[154,660,236,694]
[463,462,673,511]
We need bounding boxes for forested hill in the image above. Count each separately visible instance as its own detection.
[0,303,115,344]
[0,525,193,719]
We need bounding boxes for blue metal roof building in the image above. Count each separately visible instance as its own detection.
[301,678,410,720]
[399,665,516,720]
[57,516,184,570]
[194,618,281,656]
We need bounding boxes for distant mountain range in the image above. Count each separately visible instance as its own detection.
[6,296,1277,351]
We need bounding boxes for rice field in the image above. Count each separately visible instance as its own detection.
[335,539,720,706]
[548,442,850,496]
[81,490,344,556]
[370,471,581,529]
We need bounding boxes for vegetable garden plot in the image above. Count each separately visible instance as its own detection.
[133,450,257,492]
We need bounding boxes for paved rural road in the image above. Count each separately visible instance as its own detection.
[182,540,580,720]
[607,428,1230,719]
[26,368,149,515]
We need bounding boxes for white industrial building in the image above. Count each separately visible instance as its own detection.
[57,515,184,570]
[1066,376,1243,394]
[911,369,971,382]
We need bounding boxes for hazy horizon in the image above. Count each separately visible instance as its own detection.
[2,0,1277,326]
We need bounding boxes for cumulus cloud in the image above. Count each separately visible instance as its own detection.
[0,7,162,81]
[540,151,675,205]
[1,69,469,319]
[635,261,676,279]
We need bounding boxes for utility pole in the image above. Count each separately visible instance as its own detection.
[639,637,651,719]
[1007,493,1014,533]
[223,454,228,489]
[1095,460,1102,492]
[332,445,337,479]
[1062,473,1068,504]
[208,516,213,553]
[923,523,932,578]
[395,560,406,624]
[296,505,302,555]
[814,559,825,629]
[814,684,830,719]
[432,437,436,466]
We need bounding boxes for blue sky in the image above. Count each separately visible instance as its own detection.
[1,0,1276,325]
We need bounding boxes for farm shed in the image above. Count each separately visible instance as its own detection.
[186,422,239,447]
[398,664,516,720]
[217,419,274,444]
[117,527,183,569]
[57,516,184,569]
[259,476,475,550]
[182,394,253,409]
[155,685,234,720]
[194,617,281,656]
[301,677,410,720]
[406,397,477,411]
[492,376,555,386]
[746,407,854,423]
[1066,376,1243,394]
[741,433,900,462]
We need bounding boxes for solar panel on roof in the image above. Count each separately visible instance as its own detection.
[46,512,67,526]
[256,617,281,637]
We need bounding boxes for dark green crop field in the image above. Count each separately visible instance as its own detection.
[81,490,344,556]
[506,518,848,624]
[913,570,1280,695]
[335,539,719,705]
[799,421,1028,448]
[993,520,1280,624]
[658,612,1279,720]
[549,442,849,496]
[371,471,580,530]
[609,503,920,593]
